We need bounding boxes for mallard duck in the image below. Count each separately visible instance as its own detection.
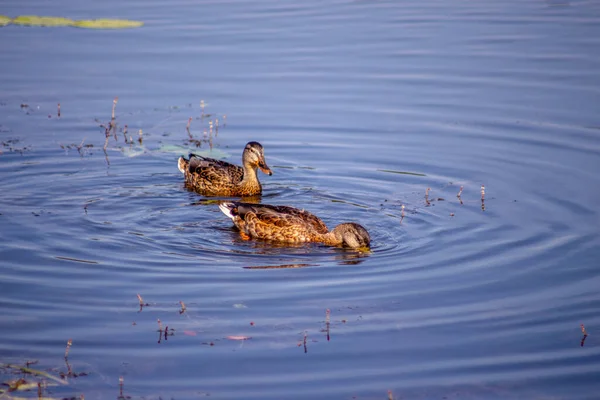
[177,141,272,196]
[218,202,371,249]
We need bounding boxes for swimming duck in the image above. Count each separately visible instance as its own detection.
[218,201,371,249]
[178,141,272,196]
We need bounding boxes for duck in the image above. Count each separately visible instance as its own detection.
[218,201,371,249]
[177,141,272,196]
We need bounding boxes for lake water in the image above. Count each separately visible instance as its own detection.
[1,1,599,399]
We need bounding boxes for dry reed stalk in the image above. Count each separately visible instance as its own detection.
[400,204,405,224]
[111,97,118,119]
[64,339,72,358]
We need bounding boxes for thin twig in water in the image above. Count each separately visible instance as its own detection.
[111,118,117,141]
[76,138,86,156]
[103,148,110,166]
[111,97,118,119]
[325,309,331,342]
[64,339,72,359]
[481,184,486,211]
[136,293,147,312]
[186,117,193,139]
[580,323,588,346]
[303,331,308,353]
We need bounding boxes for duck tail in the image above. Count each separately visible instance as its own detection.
[177,155,189,174]
[218,202,238,221]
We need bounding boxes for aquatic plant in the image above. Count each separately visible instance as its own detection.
[12,15,74,27]
[1,15,143,29]
[73,19,143,29]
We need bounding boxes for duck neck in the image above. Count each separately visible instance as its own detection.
[318,231,343,246]
[239,163,260,189]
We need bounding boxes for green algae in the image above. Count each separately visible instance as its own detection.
[1,15,143,29]
[72,19,143,29]
[12,15,75,27]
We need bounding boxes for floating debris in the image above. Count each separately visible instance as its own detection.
[2,15,143,29]
[12,15,74,27]
[377,168,426,177]
[227,336,251,341]
[73,19,143,29]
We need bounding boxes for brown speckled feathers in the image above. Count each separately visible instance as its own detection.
[219,202,370,248]
[177,141,272,196]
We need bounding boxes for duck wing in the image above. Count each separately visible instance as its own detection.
[236,203,329,234]
[188,154,244,183]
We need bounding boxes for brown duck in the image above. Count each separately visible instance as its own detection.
[218,202,371,249]
[177,141,272,196]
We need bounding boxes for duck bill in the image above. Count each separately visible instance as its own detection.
[258,159,273,176]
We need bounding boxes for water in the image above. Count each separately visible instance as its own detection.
[1,1,599,399]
